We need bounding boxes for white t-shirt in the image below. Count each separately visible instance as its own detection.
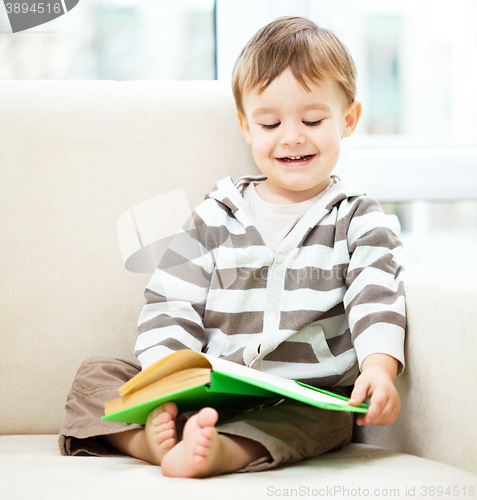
[242,180,333,247]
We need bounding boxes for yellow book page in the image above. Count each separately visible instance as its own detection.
[106,367,211,415]
[120,350,211,396]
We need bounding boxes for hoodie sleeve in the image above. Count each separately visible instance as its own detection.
[134,210,214,370]
[343,196,406,375]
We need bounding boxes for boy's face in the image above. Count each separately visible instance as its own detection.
[238,67,361,204]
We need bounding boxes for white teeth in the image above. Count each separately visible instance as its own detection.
[280,155,313,162]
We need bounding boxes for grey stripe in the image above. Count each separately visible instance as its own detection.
[159,247,191,269]
[359,251,400,275]
[280,310,326,331]
[210,266,268,290]
[187,210,236,251]
[204,310,264,335]
[194,215,265,251]
[343,196,383,220]
[285,264,347,291]
[212,264,348,292]
[159,250,212,288]
[319,302,345,320]
[327,329,353,357]
[219,347,246,366]
[135,338,191,358]
[145,286,207,311]
[332,196,384,242]
[296,373,349,388]
[325,193,347,211]
[144,289,206,319]
[138,314,208,346]
[334,213,349,242]
[263,341,318,363]
[352,311,406,340]
[345,282,405,314]
[222,226,264,248]
[144,288,167,303]
[243,225,266,246]
[346,262,404,288]
[191,302,206,318]
[212,263,348,292]
[349,227,402,254]
[302,224,337,248]
[220,197,239,215]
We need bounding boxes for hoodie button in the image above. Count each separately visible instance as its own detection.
[268,313,277,324]
[275,253,285,264]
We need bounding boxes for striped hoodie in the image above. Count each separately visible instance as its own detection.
[135,175,406,388]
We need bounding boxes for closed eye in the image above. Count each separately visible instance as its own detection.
[261,123,280,130]
[261,120,322,130]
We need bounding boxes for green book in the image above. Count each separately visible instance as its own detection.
[102,350,368,425]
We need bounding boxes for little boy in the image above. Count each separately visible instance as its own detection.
[59,16,405,478]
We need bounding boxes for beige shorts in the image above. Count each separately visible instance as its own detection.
[59,356,353,472]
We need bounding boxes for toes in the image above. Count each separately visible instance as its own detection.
[147,405,165,422]
[153,420,174,433]
[200,426,215,441]
[197,433,210,448]
[192,424,217,461]
[155,426,175,440]
[159,435,176,450]
[152,420,177,448]
[158,410,172,422]
[193,452,206,464]
[164,401,178,419]
[147,401,179,427]
[196,407,218,428]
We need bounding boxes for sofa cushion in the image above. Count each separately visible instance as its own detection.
[1,436,475,500]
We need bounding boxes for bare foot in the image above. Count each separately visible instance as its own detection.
[161,407,268,478]
[144,401,178,465]
[160,407,222,477]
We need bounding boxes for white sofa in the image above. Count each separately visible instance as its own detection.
[1,80,476,500]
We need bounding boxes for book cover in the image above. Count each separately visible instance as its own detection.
[102,350,368,425]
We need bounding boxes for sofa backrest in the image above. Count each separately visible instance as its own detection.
[0,80,257,434]
[2,81,477,479]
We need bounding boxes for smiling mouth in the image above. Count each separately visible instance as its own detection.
[279,154,314,162]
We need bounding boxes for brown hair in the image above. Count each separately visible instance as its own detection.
[232,16,357,115]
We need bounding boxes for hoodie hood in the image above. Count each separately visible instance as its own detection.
[206,174,364,218]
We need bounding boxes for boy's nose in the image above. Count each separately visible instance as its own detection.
[279,125,305,146]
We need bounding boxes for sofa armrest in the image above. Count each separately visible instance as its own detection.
[354,264,477,475]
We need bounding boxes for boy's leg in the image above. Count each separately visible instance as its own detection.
[103,401,178,464]
[103,403,268,473]
[214,398,354,473]
[60,358,352,475]
[160,406,269,477]
[60,355,267,472]
[59,356,150,457]
[159,396,352,477]
[60,355,182,463]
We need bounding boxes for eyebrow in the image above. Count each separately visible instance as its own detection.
[252,103,331,118]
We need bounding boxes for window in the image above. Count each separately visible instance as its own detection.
[0,0,216,80]
[216,0,477,266]
[2,0,475,266]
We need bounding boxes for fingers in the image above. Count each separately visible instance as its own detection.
[348,376,370,407]
[350,365,402,427]
[356,386,387,426]
[356,387,400,427]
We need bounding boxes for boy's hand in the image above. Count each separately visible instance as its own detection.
[348,354,401,427]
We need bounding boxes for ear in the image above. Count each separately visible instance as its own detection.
[342,100,362,138]
[237,112,252,145]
